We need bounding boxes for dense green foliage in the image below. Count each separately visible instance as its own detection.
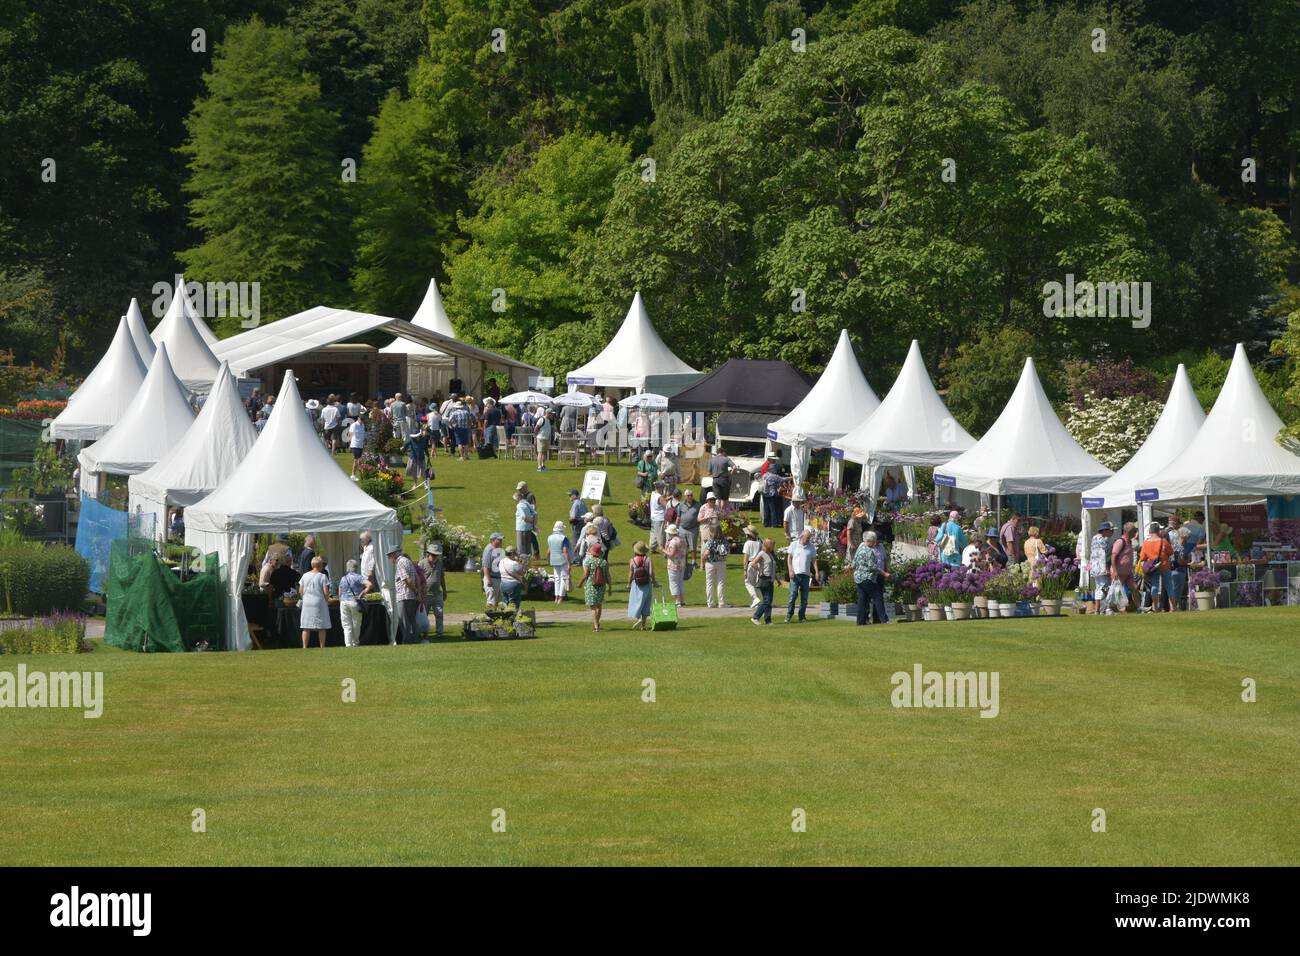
[0,543,89,616]
[3,0,1299,418]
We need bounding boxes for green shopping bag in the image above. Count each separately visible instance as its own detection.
[650,592,678,631]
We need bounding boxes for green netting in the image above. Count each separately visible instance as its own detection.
[104,539,225,652]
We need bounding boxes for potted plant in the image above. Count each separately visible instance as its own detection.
[1034,552,1077,616]
[821,572,858,619]
[983,572,1015,617]
[1190,569,1221,611]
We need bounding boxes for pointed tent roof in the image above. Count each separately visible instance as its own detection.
[379,278,456,358]
[1082,365,1206,509]
[124,297,156,365]
[935,357,1112,495]
[566,292,700,391]
[152,274,219,346]
[768,330,880,447]
[1135,344,1300,502]
[78,343,197,477]
[50,316,149,440]
[833,339,975,466]
[129,362,258,510]
[186,371,398,533]
[150,278,222,390]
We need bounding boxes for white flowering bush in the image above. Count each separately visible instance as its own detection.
[1065,393,1163,471]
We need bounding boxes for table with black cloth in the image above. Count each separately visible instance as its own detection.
[242,592,389,648]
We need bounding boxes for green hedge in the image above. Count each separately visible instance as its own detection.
[0,545,90,615]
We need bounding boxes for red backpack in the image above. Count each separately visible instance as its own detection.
[632,555,651,586]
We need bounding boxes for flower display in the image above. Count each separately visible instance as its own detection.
[1034,550,1078,600]
[1189,569,1223,591]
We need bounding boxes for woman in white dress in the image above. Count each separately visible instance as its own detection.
[299,555,332,649]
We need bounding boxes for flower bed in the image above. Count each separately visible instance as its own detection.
[0,611,88,654]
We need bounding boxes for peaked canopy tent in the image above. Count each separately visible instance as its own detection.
[378,278,462,397]
[935,357,1112,521]
[152,273,219,347]
[767,329,880,493]
[128,362,258,540]
[566,292,702,395]
[124,297,156,365]
[50,316,149,441]
[1082,364,1205,513]
[1135,344,1300,506]
[77,343,198,498]
[151,279,222,394]
[212,306,539,398]
[831,339,976,518]
[185,371,403,652]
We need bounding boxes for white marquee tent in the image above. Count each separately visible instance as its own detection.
[767,329,879,493]
[378,278,459,397]
[124,297,157,365]
[185,371,402,652]
[50,316,149,441]
[153,274,219,347]
[1082,364,1205,511]
[830,339,976,516]
[935,357,1111,516]
[128,362,257,539]
[566,292,701,394]
[77,343,197,497]
[151,278,222,393]
[1135,344,1300,504]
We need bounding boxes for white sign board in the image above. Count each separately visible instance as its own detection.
[535,375,555,393]
[581,469,607,502]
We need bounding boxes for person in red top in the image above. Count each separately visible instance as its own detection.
[1138,522,1175,612]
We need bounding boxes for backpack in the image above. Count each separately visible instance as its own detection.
[839,526,849,546]
[940,528,959,558]
[414,561,427,596]
[664,503,678,525]
[601,519,618,548]
[632,555,651,586]
[590,562,609,587]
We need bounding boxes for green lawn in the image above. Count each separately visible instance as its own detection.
[344,451,770,613]
[2,607,1297,865]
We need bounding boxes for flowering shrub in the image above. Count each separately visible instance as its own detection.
[0,399,67,420]
[355,460,405,509]
[421,518,483,571]
[1065,393,1163,471]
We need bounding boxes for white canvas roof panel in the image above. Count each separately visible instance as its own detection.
[50,316,149,440]
[566,292,699,390]
[832,339,974,467]
[768,329,879,448]
[1134,344,1300,502]
[186,370,398,533]
[379,278,456,359]
[935,357,1112,495]
[150,276,222,390]
[1081,364,1205,509]
[124,297,156,365]
[129,362,257,510]
[77,342,197,479]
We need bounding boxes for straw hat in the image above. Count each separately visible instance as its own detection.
[553,520,565,533]
[633,542,648,555]
[666,524,679,536]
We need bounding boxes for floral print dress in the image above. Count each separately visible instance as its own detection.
[583,555,609,607]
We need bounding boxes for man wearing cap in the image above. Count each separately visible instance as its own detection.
[783,493,806,543]
[419,543,447,638]
[1088,521,1115,613]
[982,527,1009,569]
[389,544,421,644]
[482,532,505,606]
[740,524,763,608]
[568,489,586,543]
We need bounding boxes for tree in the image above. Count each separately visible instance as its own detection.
[351,92,462,317]
[1065,395,1164,471]
[443,131,630,363]
[179,18,352,332]
[943,326,1063,435]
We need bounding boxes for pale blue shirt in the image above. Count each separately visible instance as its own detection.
[789,541,816,576]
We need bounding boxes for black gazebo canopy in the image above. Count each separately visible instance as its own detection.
[666,359,813,416]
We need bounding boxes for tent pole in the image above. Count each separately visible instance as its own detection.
[1204,493,1213,572]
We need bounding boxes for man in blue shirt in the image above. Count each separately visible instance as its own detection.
[785,528,818,623]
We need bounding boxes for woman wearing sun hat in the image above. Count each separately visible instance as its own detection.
[547,520,571,604]
[626,541,655,630]
[663,524,687,606]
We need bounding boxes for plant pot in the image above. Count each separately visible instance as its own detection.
[950,602,972,620]
[924,607,943,622]
[1195,589,1215,611]
[821,602,838,619]
[987,601,1000,618]
[1039,598,1062,617]
[906,603,919,621]
[943,605,954,621]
